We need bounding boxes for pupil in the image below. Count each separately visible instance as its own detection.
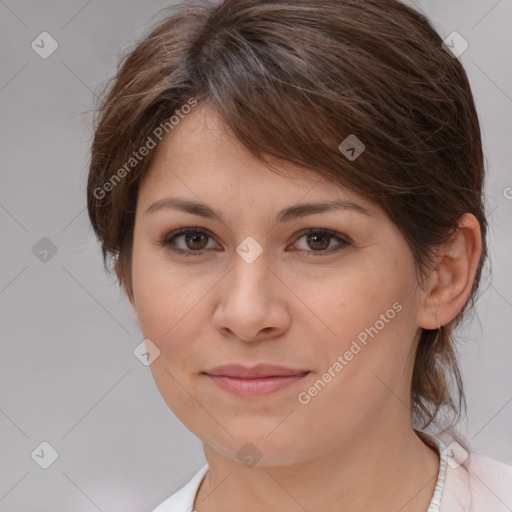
[308,233,329,251]
[186,232,207,250]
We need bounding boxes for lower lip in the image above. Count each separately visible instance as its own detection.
[205,373,309,397]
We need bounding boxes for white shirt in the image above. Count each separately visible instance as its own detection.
[151,434,512,512]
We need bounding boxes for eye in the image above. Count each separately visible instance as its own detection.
[160,228,218,257]
[159,227,351,258]
[289,229,351,256]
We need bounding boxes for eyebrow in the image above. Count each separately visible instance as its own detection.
[145,197,371,222]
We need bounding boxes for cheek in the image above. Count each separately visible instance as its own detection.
[131,249,212,432]
[305,267,399,344]
[303,259,418,387]
[131,244,219,375]
[132,246,185,347]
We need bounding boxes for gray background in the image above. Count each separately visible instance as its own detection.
[1,0,511,510]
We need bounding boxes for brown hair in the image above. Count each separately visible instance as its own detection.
[87,0,489,429]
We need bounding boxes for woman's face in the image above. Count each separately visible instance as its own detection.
[130,104,431,466]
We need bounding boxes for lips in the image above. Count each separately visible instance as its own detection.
[204,363,310,378]
[203,364,310,397]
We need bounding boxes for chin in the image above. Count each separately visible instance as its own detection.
[205,427,313,468]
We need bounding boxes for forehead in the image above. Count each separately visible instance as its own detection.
[138,104,377,214]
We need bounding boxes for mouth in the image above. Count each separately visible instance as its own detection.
[202,364,310,397]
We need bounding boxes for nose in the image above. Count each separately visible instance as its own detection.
[212,248,291,343]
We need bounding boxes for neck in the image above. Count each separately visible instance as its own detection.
[195,411,440,512]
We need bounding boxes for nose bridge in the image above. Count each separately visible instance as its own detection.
[214,242,284,340]
[228,243,272,308]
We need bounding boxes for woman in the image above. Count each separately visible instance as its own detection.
[87,0,512,510]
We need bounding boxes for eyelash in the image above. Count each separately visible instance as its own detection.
[159,227,351,258]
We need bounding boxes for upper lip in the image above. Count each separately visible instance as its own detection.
[204,364,310,378]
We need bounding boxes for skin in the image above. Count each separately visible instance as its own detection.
[127,103,482,512]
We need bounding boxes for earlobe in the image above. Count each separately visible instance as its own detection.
[417,213,482,330]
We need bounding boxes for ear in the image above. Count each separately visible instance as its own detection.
[417,213,482,330]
